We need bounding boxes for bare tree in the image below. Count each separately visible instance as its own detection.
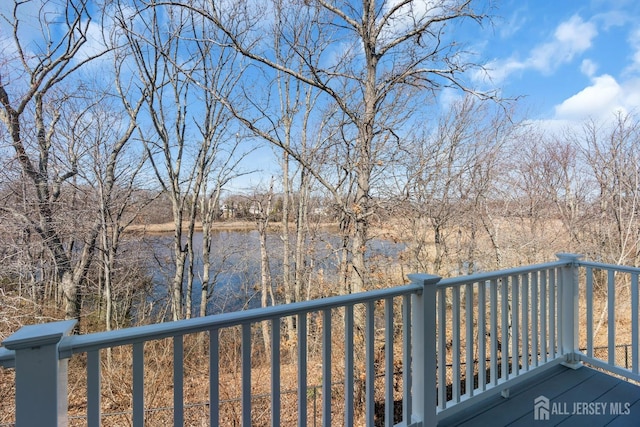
[0,0,110,322]
[393,97,514,275]
[579,113,640,266]
[252,180,276,351]
[85,69,146,330]
[175,0,497,292]
[117,2,249,320]
[117,4,196,320]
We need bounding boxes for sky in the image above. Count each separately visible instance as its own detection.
[2,0,640,191]
[241,0,640,190]
[474,0,640,128]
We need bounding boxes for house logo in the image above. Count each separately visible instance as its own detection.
[534,395,550,421]
[533,395,631,420]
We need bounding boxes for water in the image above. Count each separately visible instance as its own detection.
[143,229,407,317]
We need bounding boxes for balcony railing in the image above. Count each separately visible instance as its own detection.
[1,253,639,426]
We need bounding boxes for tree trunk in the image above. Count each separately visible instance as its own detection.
[200,218,212,318]
[257,183,275,353]
[282,150,295,339]
[171,209,186,321]
[295,169,310,302]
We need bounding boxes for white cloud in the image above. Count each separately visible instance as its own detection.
[527,15,597,74]
[555,15,596,52]
[580,59,598,77]
[480,15,597,84]
[592,10,630,30]
[626,27,640,74]
[379,0,448,43]
[554,74,622,120]
[533,74,640,135]
[499,9,527,39]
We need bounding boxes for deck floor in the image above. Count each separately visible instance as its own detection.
[438,364,640,426]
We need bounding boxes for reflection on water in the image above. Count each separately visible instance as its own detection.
[142,229,406,316]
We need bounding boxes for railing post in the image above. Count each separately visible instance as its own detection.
[409,273,441,427]
[2,319,77,427]
[556,253,582,368]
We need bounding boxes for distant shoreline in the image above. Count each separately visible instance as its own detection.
[127,221,257,234]
[126,221,344,235]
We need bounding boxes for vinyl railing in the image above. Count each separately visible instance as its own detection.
[433,254,577,421]
[432,253,640,422]
[1,253,639,426]
[574,260,640,380]
[0,276,439,427]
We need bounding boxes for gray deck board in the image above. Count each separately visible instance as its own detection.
[438,365,640,427]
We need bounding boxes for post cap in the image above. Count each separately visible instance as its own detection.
[408,273,441,286]
[556,253,584,262]
[2,319,77,351]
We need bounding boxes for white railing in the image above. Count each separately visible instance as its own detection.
[1,253,639,426]
[432,253,640,422]
[0,276,439,427]
[574,260,640,380]
[433,254,574,421]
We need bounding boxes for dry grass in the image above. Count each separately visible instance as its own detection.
[57,311,406,427]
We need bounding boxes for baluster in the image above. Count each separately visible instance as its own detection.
[632,273,639,375]
[465,283,474,397]
[133,342,144,426]
[437,289,446,409]
[345,305,354,426]
[298,313,308,427]
[174,335,184,427]
[385,298,394,427]
[511,275,520,377]
[322,309,332,427]
[608,270,616,366]
[522,274,529,372]
[586,267,594,358]
[478,281,486,391]
[532,271,538,368]
[501,277,509,381]
[87,349,101,427]
[209,328,220,427]
[272,318,281,427]
[541,271,547,363]
[452,286,461,402]
[490,279,498,386]
[365,301,375,426]
[242,323,251,426]
[549,269,556,359]
[402,294,412,420]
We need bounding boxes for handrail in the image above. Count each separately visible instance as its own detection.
[59,283,423,358]
[572,259,640,382]
[576,259,640,274]
[3,280,430,427]
[437,259,568,288]
[0,347,15,368]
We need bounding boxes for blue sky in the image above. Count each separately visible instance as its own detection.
[2,0,638,128]
[241,0,640,189]
[228,0,640,190]
[476,0,640,126]
[2,1,639,192]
